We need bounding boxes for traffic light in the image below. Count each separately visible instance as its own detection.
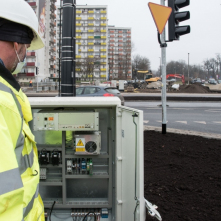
[168,0,190,41]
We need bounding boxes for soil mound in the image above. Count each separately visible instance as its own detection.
[144,131,221,221]
[178,84,211,93]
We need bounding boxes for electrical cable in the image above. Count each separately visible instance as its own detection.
[82,212,96,221]
[133,112,139,221]
[49,201,56,221]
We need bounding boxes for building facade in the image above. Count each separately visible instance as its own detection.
[15,0,57,84]
[57,4,108,81]
[108,26,132,80]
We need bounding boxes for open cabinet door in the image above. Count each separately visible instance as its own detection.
[116,106,146,221]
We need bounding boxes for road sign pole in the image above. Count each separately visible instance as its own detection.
[161,0,167,134]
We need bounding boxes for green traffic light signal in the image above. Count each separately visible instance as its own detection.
[168,0,190,41]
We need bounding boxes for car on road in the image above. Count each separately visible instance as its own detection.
[217,80,221,84]
[208,78,217,85]
[76,85,125,105]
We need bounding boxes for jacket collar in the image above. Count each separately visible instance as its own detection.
[0,62,20,92]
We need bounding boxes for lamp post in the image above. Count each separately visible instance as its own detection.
[188,53,190,84]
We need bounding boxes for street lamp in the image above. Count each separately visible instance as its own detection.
[188,53,190,84]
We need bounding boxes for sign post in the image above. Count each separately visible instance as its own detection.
[148,2,172,134]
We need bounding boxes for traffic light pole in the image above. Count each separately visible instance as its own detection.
[161,0,167,134]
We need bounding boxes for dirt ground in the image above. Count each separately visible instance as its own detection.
[129,83,221,94]
[144,130,221,221]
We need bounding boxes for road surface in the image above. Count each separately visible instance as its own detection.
[125,101,221,134]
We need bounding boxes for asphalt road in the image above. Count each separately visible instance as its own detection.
[125,101,221,134]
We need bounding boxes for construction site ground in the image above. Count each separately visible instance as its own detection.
[144,127,221,221]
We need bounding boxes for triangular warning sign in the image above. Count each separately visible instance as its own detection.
[76,139,84,146]
[148,2,172,34]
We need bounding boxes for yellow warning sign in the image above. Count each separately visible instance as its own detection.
[76,139,84,146]
[148,2,172,34]
[76,148,85,152]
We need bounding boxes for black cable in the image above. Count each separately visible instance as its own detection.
[49,201,56,221]
[82,212,96,221]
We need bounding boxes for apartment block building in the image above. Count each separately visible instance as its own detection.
[57,5,108,80]
[108,26,132,80]
[15,0,57,83]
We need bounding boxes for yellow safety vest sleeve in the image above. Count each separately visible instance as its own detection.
[0,81,45,221]
[0,97,24,221]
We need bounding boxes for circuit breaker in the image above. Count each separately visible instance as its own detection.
[29,97,145,221]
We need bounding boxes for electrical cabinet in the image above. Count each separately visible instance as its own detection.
[29,97,145,221]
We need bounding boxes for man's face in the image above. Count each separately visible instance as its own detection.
[11,43,30,73]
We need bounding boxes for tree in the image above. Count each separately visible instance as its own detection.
[132,54,151,79]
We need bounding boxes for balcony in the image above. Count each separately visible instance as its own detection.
[88,36,94,39]
[76,17,82,20]
[101,36,106,39]
[27,52,36,57]
[118,49,123,51]
[101,55,106,58]
[88,43,94,45]
[76,23,81,26]
[94,36,100,39]
[101,23,106,26]
[88,55,94,58]
[127,36,131,38]
[88,17,94,20]
[26,73,35,77]
[50,65,56,69]
[76,42,81,45]
[101,43,106,45]
[76,10,82,14]
[100,49,106,52]
[110,35,114,38]
[88,29,94,32]
[94,42,101,45]
[127,31,131,34]
[110,31,114,33]
[26,62,35,67]
[76,30,81,32]
[101,62,106,65]
[118,35,123,38]
[118,40,123,42]
[88,49,94,52]
[78,49,81,52]
[76,68,81,71]
[76,36,81,39]
[118,44,123,47]
[50,13,56,19]
[101,17,106,20]
[118,31,123,34]
[88,23,94,26]
[100,75,106,78]
[88,10,94,14]
[101,30,106,33]
[101,10,107,13]
[110,40,114,42]
[28,2,36,7]
[100,68,106,71]
[76,55,81,58]
[94,29,100,32]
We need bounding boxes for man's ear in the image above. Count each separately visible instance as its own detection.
[13,42,19,52]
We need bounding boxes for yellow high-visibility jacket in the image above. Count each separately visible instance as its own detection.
[0,63,45,221]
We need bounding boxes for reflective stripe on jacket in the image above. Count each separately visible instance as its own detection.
[0,63,44,221]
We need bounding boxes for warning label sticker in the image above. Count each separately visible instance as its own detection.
[76,138,85,147]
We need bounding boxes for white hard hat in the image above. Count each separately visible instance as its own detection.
[0,0,44,50]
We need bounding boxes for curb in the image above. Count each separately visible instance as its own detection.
[144,125,221,140]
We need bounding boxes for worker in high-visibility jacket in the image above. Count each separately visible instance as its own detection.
[0,0,45,220]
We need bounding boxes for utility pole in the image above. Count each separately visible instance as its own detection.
[188,53,190,84]
[161,0,167,134]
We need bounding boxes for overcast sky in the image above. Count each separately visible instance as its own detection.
[57,0,221,71]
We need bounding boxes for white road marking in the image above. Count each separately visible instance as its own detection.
[176,121,187,124]
[156,121,168,123]
[143,120,149,124]
[213,121,221,124]
[194,121,206,124]
[205,109,221,113]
